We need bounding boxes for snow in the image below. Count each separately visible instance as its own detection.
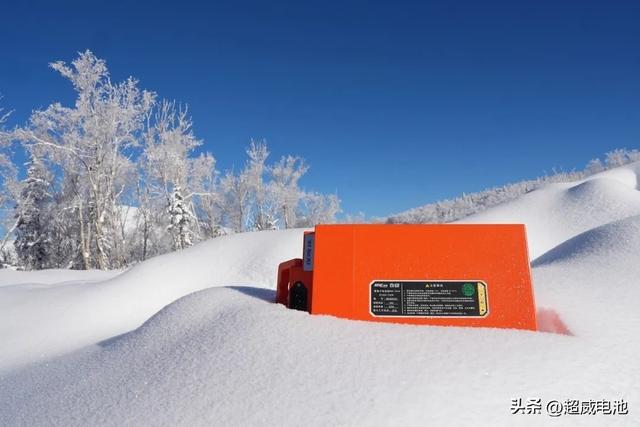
[0,229,302,371]
[1,163,640,426]
[531,215,640,341]
[457,162,640,258]
[0,268,119,287]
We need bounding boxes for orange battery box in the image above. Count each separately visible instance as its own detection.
[276,224,536,330]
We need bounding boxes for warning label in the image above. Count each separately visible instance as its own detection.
[370,281,488,317]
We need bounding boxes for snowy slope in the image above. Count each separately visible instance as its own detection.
[532,215,640,341]
[0,230,302,371]
[1,162,640,426]
[0,268,119,287]
[0,288,617,427]
[457,162,640,258]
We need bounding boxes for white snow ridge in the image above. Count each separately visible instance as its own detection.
[1,163,640,426]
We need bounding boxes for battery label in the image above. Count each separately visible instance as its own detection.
[370,281,488,317]
[303,233,314,271]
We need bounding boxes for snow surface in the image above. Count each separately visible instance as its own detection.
[0,230,302,371]
[0,268,119,287]
[458,163,640,258]
[1,163,640,426]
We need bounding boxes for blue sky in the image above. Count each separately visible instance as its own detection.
[1,0,639,217]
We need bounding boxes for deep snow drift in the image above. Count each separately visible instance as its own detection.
[0,229,302,371]
[1,163,640,426]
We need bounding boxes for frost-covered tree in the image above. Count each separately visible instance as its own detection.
[269,155,308,228]
[0,102,14,191]
[14,156,53,269]
[14,50,155,269]
[605,149,628,168]
[2,52,343,269]
[141,100,217,248]
[585,158,605,175]
[217,141,338,231]
[342,211,367,224]
[220,170,251,232]
[189,152,221,238]
[605,148,640,168]
[142,100,200,198]
[243,140,274,230]
[297,192,341,226]
[132,182,154,261]
[217,141,272,233]
[0,98,19,256]
[167,185,194,250]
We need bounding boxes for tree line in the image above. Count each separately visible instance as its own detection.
[0,51,340,270]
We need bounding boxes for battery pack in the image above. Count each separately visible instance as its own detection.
[276,224,537,330]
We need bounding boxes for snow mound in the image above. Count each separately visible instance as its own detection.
[2,286,633,427]
[531,213,640,342]
[2,162,640,426]
[0,229,303,371]
[458,162,640,258]
[532,215,640,267]
[0,269,119,288]
[592,162,640,190]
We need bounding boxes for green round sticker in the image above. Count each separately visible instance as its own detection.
[462,283,476,297]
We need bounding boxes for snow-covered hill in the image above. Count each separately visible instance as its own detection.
[0,229,302,371]
[457,163,640,258]
[1,163,640,426]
